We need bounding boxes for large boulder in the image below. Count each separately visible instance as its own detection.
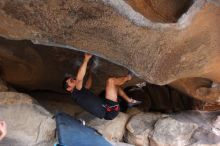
[88,112,129,142]
[1,0,219,86]
[125,111,220,146]
[0,92,56,146]
[212,116,220,136]
[151,117,198,146]
[0,0,219,102]
[125,113,165,146]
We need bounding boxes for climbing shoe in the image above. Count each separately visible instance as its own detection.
[127,98,142,108]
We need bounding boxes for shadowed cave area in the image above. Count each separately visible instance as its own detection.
[0,37,205,113]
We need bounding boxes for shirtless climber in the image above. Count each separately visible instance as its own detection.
[0,120,7,141]
[63,53,142,120]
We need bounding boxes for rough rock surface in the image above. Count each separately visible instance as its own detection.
[0,79,8,92]
[109,141,134,146]
[151,117,198,146]
[125,111,220,146]
[0,0,219,102]
[89,112,129,142]
[212,116,220,136]
[125,113,165,146]
[0,92,56,146]
[78,111,129,142]
[125,0,193,22]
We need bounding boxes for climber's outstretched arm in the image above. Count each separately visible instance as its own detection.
[85,72,93,89]
[75,53,92,90]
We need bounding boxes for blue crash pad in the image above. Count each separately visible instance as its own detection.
[55,112,112,146]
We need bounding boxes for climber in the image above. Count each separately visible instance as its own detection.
[63,53,142,120]
[0,120,7,141]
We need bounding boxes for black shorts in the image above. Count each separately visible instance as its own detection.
[102,98,120,120]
